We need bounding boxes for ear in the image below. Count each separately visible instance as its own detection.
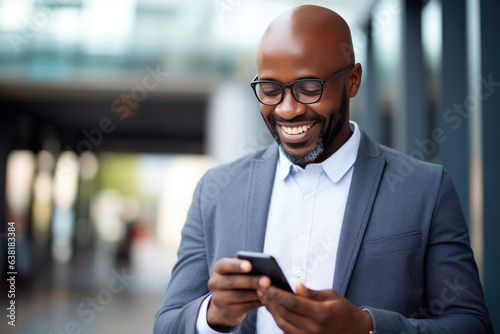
[346,63,362,98]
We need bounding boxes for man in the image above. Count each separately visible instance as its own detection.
[154,5,492,333]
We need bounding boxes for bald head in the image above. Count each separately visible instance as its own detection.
[257,5,355,72]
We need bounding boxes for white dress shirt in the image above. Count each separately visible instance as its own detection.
[197,121,361,333]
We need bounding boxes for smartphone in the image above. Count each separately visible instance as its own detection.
[236,251,293,293]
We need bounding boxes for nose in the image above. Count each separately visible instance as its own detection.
[274,88,306,120]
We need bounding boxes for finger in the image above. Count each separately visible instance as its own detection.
[229,300,263,317]
[295,281,339,301]
[218,298,262,313]
[258,276,271,289]
[208,273,262,292]
[264,298,318,334]
[212,289,262,306]
[213,258,252,275]
[261,286,329,318]
[209,297,262,327]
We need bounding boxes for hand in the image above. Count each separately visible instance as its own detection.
[206,258,264,331]
[257,280,373,334]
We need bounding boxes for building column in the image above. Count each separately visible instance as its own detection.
[363,20,383,144]
[400,0,428,155]
[439,0,469,221]
[479,0,500,329]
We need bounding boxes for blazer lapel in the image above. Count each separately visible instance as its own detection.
[333,130,386,294]
[240,145,278,333]
[242,144,279,252]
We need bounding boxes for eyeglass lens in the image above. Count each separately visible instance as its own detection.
[255,80,323,105]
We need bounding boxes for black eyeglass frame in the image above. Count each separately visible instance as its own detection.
[250,63,355,106]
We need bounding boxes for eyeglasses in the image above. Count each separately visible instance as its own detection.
[250,63,355,106]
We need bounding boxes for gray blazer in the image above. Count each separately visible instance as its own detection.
[154,130,493,333]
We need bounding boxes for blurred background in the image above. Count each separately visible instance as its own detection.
[0,0,499,333]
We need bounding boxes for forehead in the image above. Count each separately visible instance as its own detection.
[256,30,346,82]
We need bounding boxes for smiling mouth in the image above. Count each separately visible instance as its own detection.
[280,123,314,135]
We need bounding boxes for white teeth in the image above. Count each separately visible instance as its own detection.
[281,124,313,135]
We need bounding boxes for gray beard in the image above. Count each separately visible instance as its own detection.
[281,136,324,164]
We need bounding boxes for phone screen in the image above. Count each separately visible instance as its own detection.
[236,251,293,293]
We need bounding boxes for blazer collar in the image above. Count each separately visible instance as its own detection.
[242,143,279,252]
[239,145,279,333]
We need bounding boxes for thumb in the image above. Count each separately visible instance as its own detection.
[296,281,320,299]
[295,282,339,301]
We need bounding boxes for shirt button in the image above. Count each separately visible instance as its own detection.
[299,235,306,243]
[295,270,302,277]
[304,195,311,202]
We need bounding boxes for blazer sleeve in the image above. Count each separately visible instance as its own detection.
[153,174,211,334]
[365,169,493,333]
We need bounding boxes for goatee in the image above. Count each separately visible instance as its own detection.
[265,87,348,164]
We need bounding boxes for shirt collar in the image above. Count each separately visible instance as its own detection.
[276,121,361,183]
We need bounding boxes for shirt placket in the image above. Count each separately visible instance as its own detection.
[291,166,321,288]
